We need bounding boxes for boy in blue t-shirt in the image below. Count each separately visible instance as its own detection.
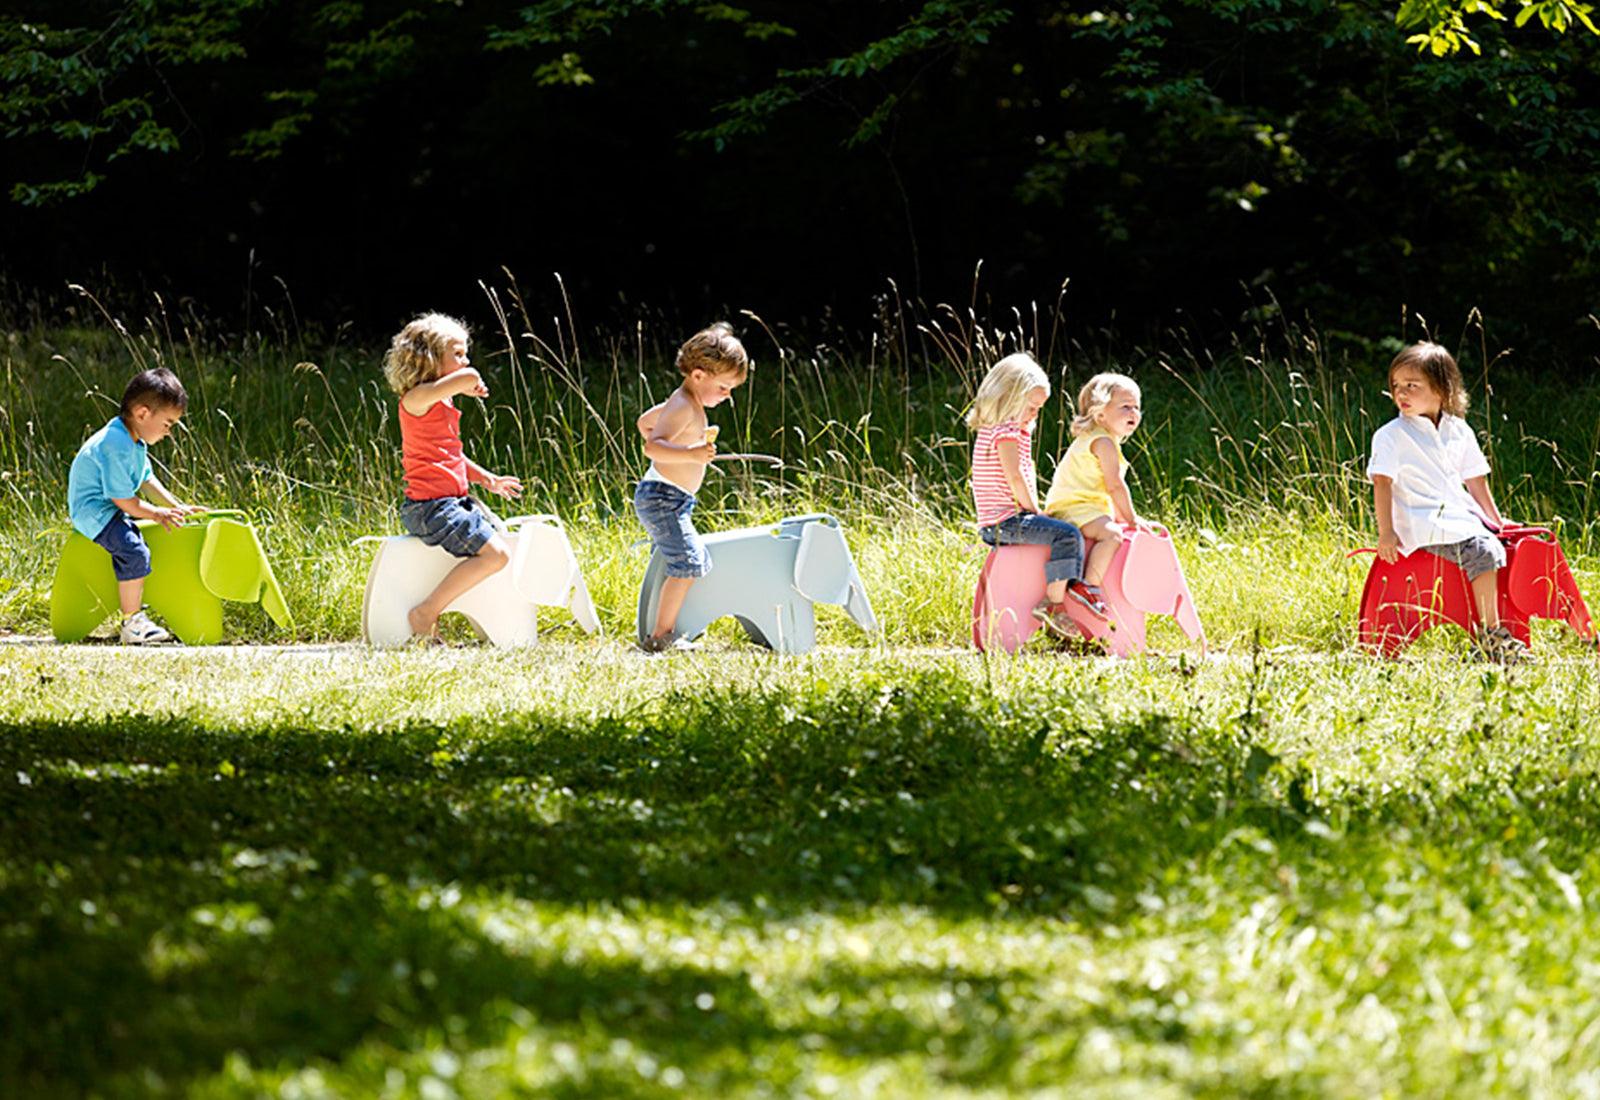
[67,368,204,643]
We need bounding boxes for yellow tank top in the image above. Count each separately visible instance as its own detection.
[1044,427,1128,525]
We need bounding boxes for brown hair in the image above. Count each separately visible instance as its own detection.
[676,321,749,379]
[1388,341,1468,418]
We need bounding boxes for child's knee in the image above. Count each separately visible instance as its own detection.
[478,538,511,571]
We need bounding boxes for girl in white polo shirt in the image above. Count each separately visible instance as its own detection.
[1367,341,1525,663]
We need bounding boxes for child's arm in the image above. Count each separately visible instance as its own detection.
[113,480,186,531]
[995,439,1041,513]
[463,457,523,500]
[140,474,203,514]
[1464,476,1507,529]
[1091,437,1139,527]
[643,397,715,466]
[401,367,488,416]
[637,402,665,440]
[1372,475,1400,562]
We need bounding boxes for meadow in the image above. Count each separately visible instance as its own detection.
[4,282,1600,1096]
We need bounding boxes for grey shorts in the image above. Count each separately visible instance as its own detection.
[1422,531,1506,581]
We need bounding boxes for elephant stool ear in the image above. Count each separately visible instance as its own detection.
[793,522,852,605]
[1506,536,1559,618]
[1120,530,1184,615]
[512,522,579,606]
[795,520,879,634]
[199,519,265,603]
[200,518,295,629]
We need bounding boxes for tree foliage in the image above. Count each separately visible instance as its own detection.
[1,1,1597,349]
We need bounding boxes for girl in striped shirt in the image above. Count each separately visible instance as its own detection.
[968,353,1108,637]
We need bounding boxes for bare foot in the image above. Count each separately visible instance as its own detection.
[407,604,439,641]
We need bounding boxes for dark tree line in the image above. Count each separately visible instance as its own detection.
[2,1,1598,355]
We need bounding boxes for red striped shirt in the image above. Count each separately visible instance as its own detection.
[971,420,1034,526]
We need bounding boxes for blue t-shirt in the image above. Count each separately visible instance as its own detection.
[67,417,152,539]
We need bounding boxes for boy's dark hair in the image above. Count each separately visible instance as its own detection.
[120,368,188,418]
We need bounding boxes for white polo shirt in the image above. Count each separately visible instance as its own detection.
[1367,413,1492,554]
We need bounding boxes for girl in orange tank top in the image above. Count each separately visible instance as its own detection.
[383,313,524,642]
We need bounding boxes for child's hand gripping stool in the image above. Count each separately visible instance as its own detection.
[66,367,207,644]
[634,321,749,653]
[385,312,523,643]
[968,353,1106,640]
[1367,341,1525,663]
[1043,372,1153,601]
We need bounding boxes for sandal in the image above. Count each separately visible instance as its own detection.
[1064,580,1111,621]
[1031,600,1076,639]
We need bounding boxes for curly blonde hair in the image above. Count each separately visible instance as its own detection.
[1388,342,1468,418]
[383,312,470,395]
[1070,372,1140,437]
[966,353,1050,430]
[676,321,749,379]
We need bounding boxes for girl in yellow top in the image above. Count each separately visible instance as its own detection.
[1044,372,1150,598]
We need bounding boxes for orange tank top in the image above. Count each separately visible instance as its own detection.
[399,397,468,500]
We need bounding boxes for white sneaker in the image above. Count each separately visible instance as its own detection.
[120,611,171,645]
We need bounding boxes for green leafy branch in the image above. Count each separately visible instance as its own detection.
[686,1,1013,151]
[1397,0,1600,55]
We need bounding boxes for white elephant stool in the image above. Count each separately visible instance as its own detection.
[362,514,599,647]
[636,513,877,654]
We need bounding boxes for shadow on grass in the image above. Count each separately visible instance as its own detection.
[1,672,1588,1094]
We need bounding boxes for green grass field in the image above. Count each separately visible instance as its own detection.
[4,289,1600,1095]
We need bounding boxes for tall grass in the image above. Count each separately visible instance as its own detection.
[2,277,1597,645]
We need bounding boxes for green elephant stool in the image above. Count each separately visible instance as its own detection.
[51,512,293,645]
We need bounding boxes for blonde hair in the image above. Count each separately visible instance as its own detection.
[1071,372,1140,437]
[966,353,1050,430]
[383,312,470,395]
[1388,342,1468,418]
[677,321,749,379]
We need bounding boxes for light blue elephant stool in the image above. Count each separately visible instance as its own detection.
[637,513,877,654]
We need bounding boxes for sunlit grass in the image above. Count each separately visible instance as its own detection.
[6,652,1600,1095]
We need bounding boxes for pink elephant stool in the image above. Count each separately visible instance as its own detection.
[1352,525,1594,657]
[971,527,1207,657]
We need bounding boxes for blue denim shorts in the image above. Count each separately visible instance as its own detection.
[634,479,711,579]
[92,513,153,582]
[400,494,497,559]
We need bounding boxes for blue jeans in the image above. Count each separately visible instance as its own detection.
[634,479,711,579]
[980,512,1084,585]
[92,513,152,582]
[400,494,497,559]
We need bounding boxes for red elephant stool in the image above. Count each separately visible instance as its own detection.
[972,527,1207,657]
[1351,525,1594,657]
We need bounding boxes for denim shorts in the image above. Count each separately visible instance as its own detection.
[1423,531,1506,581]
[634,479,711,579]
[92,513,153,582]
[400,494,497,559]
